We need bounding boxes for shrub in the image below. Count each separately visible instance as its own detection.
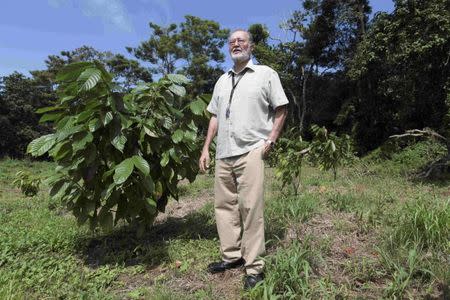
[12,171,41,197]
[27,62,209,233]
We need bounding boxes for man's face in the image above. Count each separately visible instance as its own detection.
[228,31,252,63]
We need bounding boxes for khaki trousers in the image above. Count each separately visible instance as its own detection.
[214,146,265,275]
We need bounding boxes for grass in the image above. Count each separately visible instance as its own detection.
[1,140,449,299]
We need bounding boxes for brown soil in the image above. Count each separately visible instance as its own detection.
[111,182,250,299]
[155,188,213,223]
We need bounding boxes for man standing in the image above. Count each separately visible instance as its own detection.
[199,29,288,290]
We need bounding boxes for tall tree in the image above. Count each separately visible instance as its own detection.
[127,16,229,96]
[127,23,183,76]
[347,0,450,153]
[0,73,53,158]
[179,15,229,95]
[33,46,152,90]
[0,46,151,158]
[250,0,371,133]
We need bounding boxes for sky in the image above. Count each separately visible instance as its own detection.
[0,0,395,77]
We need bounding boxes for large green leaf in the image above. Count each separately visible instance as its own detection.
[199,94,212,103]
[77,110,94,123]
[88,118,102,132]
[160,151,170,167]
[27,134,56,157]
[57,125,84,141]
[330,141,336,152]
[184,130,197,142]
[102,111,114,126]
[49,179,66,197]
[78,68,102,92]
[36,106,62,114]
[189,98,206,115]
[60,96,76,104]
[168,84,186,97]
[111,134,127,152]
[133,155,150,176]
[143,125,158,137]
[94,60,113,83]
[40,112,63,123]
[171,129,184,144]
[73,132,93,152]
[167,74,190,85]
[162,117,173,129]
[52,142,72,160]
[56,62,93,82]
[113,158,135,185]
[169,148,180,164]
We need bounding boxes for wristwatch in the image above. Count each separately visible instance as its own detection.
[265,139,275,147]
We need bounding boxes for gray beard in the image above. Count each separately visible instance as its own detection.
[231,52,251,63]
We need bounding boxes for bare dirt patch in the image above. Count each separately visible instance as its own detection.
[109,182,246,299]
[155,183,214,223]
[163,268,244,300]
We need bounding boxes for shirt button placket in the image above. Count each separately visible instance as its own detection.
[227,117,232,156]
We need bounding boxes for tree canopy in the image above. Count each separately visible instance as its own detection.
[2,3,450,158]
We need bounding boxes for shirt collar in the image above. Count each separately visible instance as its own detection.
[228,59,255,75]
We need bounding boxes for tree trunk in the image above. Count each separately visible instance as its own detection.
[300,66,307,134]
[357,1,366,38]
[286,87,301,130]
[446,141,450,159]
[300,65,313,134]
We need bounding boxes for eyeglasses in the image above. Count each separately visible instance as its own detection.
[228,38,247,46]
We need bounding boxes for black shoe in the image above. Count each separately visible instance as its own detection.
[207,258,245,274]
[243,273,264,290]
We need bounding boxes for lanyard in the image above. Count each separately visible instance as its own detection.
[226,68,248,119]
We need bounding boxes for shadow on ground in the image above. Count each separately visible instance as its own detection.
[75,203,288,270]
[75,208,217,268]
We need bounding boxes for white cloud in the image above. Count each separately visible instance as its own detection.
[82,0,133,32]
[48,0,70,8]
[136,0,172,25]
[48,0,134,33]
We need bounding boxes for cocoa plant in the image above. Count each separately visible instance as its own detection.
[27,61,209,234]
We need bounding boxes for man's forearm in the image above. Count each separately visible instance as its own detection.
[202,115,218,151]
[268,106,287,142]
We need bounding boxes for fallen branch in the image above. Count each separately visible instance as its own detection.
[390,128,450,179]
[389,128,447,142]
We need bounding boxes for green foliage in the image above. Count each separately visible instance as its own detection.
[265,193,320,234]
[2,145,450,298]
[274,125,353,194]
[127,16,228,96]
[12,171,41,197]
[0,186,119,298]
[36,45,152,90]
[250,1,372,131]
[309,124,353,179]
[347,0,450,152]
[179,15,229,96]
[246,241,315,299]
[273,129,309,195]
[0,72,54,158]
[379,245,427,299]
[248,24,269,44]
[388,199,450,250]
[27,61,209,232]
[363,140,448,177]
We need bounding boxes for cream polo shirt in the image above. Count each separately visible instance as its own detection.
[207,60,289,159]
